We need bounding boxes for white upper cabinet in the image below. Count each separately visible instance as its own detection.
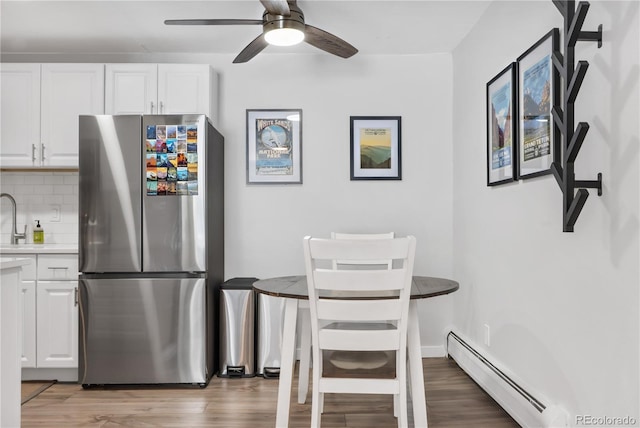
[105,64,158,114]
[1,62,214,169]
[0,64,41,167]
[40,64,105,167]
[105,63,216,121]
[0,63,104,168]
[158,64,215,119]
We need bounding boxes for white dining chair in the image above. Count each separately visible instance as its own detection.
[296,232,395,405]
[302,235,416,428]
[330,231,395,408]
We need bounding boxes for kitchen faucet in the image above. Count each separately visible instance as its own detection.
[0,193,27,244]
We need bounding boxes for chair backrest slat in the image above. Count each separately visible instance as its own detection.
[331,232,395,268]
[317,299,402,322]
[331,232,395,240]
[313,269,407,291]
[310,238,410,262]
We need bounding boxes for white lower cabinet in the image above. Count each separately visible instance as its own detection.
[20,282,36,367]
[36,281,78,368]
[15,253,78,379]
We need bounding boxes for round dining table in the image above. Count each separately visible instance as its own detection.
[252,275,459,428]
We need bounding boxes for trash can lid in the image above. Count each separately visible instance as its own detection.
[220,277,259,289]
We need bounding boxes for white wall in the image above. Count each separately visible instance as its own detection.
[220,53,455,353]
[452,0,639,423]
[0,52,455,351]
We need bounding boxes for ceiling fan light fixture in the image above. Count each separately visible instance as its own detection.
[265,27,305,46]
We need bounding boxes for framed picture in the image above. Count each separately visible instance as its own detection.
[516,28,560,179]
[486,63,517,186]
[246,109,302,184]
[350,116,401,180]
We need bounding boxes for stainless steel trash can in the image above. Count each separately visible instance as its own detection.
[218,278,257,377]
[256,292,286,378]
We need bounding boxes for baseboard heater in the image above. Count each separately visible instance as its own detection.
[446,331,569,428]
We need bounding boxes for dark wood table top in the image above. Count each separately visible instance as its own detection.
[252,275,459,300]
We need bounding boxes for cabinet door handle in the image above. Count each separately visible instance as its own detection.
[74,287,78,307]
[150,101,155,114]
[41,144,46,163]
[32,144,37,162]
[48,266,69,270]
[159,101,164,114]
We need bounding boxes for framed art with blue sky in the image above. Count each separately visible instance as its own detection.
[246,109,302,184]
[350,116,402,180]
[516,28,560,179]
[486,62,517,186]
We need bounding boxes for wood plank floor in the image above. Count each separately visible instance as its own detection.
[21,357,519,427]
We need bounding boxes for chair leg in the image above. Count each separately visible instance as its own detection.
[275,298,299,428]
[396,347,408,428]
[397,373,408,427]
[408,302,428,427]
[319,357,324,414]
[298,308,311,404]
[310,355,322,427]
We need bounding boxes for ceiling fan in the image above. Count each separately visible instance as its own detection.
[164,0,358,63]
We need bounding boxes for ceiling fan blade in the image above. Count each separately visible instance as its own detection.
[260,0,290,15]
[304,25,358,59]
[164,19,262,26]
[233,34,269,63]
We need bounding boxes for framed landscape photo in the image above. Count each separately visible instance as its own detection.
[486,63,517,186]
[350,116,401,180]
[246,109,302,184]
[516,28,560,179]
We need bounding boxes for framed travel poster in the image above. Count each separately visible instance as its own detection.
[350,116,401,180]
[246,109,302,184]
[486,63,517,186]
[517,28,560,179]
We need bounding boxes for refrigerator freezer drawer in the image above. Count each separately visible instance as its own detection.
[79,276,211,385]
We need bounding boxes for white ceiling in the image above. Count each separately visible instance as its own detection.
[0,0,492,58]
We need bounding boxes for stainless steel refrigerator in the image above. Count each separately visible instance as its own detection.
[78,114,224,387]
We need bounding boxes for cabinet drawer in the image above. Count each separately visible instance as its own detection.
[37,254,78,280]
[7,254,37,280]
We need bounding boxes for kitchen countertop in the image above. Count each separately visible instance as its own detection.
[0,244,78,254]
[0,257,32,270]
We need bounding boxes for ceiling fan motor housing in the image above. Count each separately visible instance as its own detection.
[262,3,305,34]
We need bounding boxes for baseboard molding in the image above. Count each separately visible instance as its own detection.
[421,345,446,358]
[446,331,569,428]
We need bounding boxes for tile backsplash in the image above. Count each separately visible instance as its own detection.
[0,171,78,245]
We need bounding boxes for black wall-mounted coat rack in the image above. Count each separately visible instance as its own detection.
[550,0,603,232]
